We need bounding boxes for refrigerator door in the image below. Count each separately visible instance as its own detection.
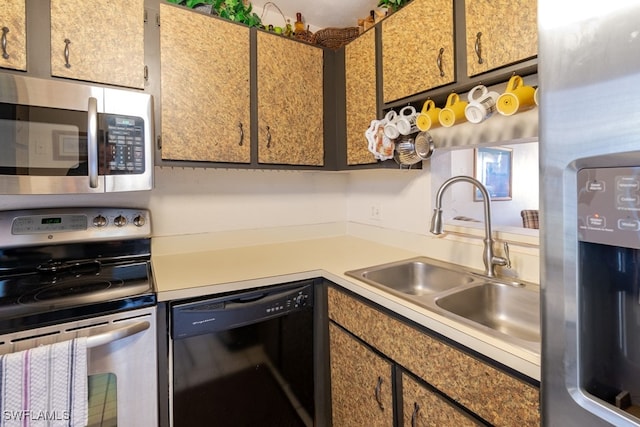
[540,1,640,426]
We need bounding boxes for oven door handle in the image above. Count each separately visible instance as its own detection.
[86,320,150,349]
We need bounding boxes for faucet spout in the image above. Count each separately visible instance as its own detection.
[430,175,508,277]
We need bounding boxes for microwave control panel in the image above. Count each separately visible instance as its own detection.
[104,115,145,174]
[578,166,640,249]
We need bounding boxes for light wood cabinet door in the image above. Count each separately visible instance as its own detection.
[382,0,454,103]
[345,29,377,165]
[465,0,538,76]
[401,372,481,427]
[329,323,394,427]
[0,0,26,71]
[257,31,324,166]
[159,4,251,163]
[50,0,145,88]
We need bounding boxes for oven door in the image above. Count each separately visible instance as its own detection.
[0,306,158,427]
[0,74,153,195]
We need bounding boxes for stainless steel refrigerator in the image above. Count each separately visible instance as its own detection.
[540,2,640,426]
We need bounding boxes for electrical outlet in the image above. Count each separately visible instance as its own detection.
[370,204,382,221]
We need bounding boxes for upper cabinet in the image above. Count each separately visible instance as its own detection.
[345,29,377,166]
[159,4,251,163]
[50,0,145,89]
[381,0,455,103]
[465,0,538,76]
[256,31,324,166]
[0,0,26,71]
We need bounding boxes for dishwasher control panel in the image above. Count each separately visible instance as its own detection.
[171,280,315,339]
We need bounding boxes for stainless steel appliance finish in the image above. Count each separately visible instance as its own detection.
[0,74,154,194]
[169,280,316,427]
[540,2,640,425]
[0,307,158,427]
[0,207,157,426]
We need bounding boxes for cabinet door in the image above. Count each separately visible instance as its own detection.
[0,0,26,71]
[50,0,145,88]
[382,0,454,103]
[465,0,538,76]
[329,322,394,427]
[401,372,482,427]
[159,4,251,163]
[345,29,377,165]
[257,31,324,166]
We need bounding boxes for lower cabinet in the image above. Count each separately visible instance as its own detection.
[327,286,540,426]
[329,323,394,427]
[401,372,479,427]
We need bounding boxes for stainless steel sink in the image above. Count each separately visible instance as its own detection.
[358,259,475,296]
[345,257,540,352]
[435,282,540,343]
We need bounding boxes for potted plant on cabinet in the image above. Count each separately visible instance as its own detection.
[166,0,262,27]
[377,0,410,13]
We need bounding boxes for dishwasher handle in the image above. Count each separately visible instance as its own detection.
[86,320,150,348]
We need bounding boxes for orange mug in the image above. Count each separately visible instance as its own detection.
[416,100,441,131]
[439,93,468,128]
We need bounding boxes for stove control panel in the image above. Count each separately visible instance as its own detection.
[0,208,151,246]
[578,166,640,249]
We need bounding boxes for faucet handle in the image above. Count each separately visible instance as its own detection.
[503,242,512,269]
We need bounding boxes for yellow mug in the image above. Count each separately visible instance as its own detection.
[416,100,441,131]
[496,75,536,116]
[438,93,468,128]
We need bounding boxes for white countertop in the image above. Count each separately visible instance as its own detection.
[151,230,541,381]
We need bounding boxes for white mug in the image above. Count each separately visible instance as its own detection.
[383,110,400,139]
[396,106,419,135]
[465,84,499,124]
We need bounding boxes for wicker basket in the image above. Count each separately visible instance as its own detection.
[294,30,315,44]
[312,27,360,49]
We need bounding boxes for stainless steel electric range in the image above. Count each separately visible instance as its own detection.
[0,207,158,427]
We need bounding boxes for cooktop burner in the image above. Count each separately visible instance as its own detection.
[0,207,156,334]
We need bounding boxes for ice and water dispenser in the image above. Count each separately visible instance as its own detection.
[578,166,640,419]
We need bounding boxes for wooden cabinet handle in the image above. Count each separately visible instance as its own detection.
[411,402,420,427]
[437,47,445,77]
[238,122,244,146]
[474,32,484,64]
[374,376,385,410]
[1,27,9,59]
[266,125,272,148]
[64,38,72,68]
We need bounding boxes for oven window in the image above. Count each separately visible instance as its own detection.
[88,373,117,427]
[0,104,88,176]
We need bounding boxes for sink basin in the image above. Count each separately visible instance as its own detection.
[435,282,540,343]
[347,258,476,296]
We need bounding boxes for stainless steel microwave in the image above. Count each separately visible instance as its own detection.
[0,74,154,194]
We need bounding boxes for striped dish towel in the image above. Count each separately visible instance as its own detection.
[0,338,88,427]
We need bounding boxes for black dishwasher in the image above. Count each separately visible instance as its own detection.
[170,280,316,427]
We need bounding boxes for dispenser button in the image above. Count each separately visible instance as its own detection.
[618,219,640,231]
[587,215,606,228]
[587,180,606,192]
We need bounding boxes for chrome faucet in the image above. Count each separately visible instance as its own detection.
[430,175,510,278]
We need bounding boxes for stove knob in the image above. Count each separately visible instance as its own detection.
[133,215,146,227]
[93,215,107,227]
[114,215,127,227]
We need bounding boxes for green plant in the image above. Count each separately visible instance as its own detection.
[166,0,262,27]
[376,0,410,12]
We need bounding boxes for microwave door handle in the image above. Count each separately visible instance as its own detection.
[86,320,150,348]
[87,96,99,188]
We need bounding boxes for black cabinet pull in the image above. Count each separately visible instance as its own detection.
[266,125,272,148]
[374,376,385,410]
[238,122,244,146]
[437,47,445,77]
[411,402,420,427]
[1,27,9,59]
[64,38,72,68]
[474,31,484,64]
